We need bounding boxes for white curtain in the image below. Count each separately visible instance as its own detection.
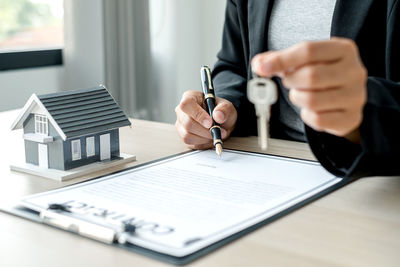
[103,0,225,123]
[104,0,152,119]
[63,0,106,91]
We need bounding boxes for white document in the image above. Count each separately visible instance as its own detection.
[21,150,342,257]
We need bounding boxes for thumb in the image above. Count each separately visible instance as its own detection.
[179,92,213,128]
[213,100,234,125]
[212,98,238,138]
[213,105,227,124]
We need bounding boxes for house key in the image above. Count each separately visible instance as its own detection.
[247,73,278,150]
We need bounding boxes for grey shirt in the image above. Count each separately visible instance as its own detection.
[267,0,337,141]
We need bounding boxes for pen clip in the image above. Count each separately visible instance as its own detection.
[200,66,214,93]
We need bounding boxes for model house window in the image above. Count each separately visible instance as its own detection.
[86,137,95,157]
[35,114,48,135]
[71,140,81,161]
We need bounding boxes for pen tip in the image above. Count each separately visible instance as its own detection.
[215,143,223,158]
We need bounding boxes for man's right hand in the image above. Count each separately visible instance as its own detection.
[175,90,238,150]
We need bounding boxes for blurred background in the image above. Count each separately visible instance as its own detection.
[0,0,226,123]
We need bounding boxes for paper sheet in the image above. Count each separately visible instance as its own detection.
[21,150,342,257]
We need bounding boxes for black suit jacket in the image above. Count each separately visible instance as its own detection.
[212,0,400,178]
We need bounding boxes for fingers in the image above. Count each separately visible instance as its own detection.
[178,91,212,128]
[290,82,366,136]
[178,113,212,139]
[213,109,225,124]
[175,91,237,148]
[175,91,212,147]
[282,61,366,90]
[282,63,344,89]
[213,98,238,136]
[289,85,364,112]
[300,108,363,137]
[175,122,213,145]
[250,38,366,139]
[187,143,214,150]
[251,38,357,77]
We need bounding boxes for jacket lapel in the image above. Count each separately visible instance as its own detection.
[248,0,273,57]
[331,0,375,39]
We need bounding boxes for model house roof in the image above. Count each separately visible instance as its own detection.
[11,85,131,140]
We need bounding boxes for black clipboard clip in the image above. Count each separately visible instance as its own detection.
[40,203,136,244]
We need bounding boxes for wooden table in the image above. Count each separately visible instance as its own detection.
[0,110,399,267]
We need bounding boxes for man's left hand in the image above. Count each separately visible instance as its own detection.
[252,37,367,143]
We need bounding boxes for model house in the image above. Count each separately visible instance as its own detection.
[10,85,131,171]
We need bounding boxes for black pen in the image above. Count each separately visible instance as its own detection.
[200,66,223,157]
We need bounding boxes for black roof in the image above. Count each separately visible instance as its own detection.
[38,86,131,139]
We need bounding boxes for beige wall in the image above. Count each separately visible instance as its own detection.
[0,0,227,125]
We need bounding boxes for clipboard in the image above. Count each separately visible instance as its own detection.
[1,150,355,265]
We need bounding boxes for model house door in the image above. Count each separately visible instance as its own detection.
[38,143,48,168]
[100,134,111,161]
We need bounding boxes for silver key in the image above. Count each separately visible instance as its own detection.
[247,76,277,150]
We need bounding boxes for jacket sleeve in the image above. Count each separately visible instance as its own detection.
[306,1,400,178]
[212,0,257,136]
